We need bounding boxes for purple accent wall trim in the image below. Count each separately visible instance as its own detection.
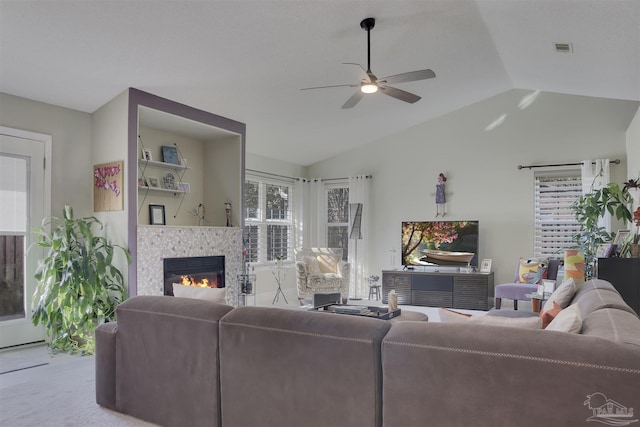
[127,88,246,296]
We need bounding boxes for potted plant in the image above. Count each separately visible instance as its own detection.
[572,182,633,278]
[31,205,131,354]
[625,206,640,258]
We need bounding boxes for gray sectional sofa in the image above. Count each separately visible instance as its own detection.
[96,279,640,427]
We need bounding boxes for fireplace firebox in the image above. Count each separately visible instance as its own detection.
[163,256,225,296]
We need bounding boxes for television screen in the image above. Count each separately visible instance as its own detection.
[402,220,479,267]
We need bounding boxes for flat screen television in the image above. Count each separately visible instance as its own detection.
[401,220,479,267]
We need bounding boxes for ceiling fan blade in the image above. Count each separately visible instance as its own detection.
[342,91,365,109]
[301,83,358,91]
[379,69,436,85]
[379,85,421,104]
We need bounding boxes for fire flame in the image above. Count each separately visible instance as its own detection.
[180,275,215,288]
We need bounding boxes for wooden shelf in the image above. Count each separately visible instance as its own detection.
[138,159,188,170]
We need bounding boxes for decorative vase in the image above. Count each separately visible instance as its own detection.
[631,243,640,258]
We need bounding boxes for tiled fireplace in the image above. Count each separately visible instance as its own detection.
[137,225,242,305]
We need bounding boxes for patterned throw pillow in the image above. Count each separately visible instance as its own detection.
[517,258,548,284]
[172,283,227,304]
[563,249,585,282]
[540,300,563,328]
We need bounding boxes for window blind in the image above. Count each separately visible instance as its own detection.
[534,172,582,258]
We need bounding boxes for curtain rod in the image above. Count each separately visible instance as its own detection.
[518,159,620,170]
[246,168,372,182]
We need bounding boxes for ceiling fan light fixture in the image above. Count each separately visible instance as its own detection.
[361,83,378,94]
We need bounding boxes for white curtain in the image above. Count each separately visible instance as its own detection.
[582,159,611,231]
[348,175,370,299]
[293,178,325,249]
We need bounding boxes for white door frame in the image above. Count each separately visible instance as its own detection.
[0,126,51,349]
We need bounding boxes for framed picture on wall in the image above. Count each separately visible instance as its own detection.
[480,259,492,273]
[149,204,166,225]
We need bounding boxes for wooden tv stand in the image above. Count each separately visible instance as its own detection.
[382,269,494,310]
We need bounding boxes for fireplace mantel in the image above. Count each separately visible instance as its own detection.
[137,225,242,305]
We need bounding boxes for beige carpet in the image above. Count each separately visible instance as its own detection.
[0,344,157,427]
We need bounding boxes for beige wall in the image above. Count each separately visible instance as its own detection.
[0,93,92,218]
[307,89,639,284]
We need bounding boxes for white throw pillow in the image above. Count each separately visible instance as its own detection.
[303,256,321,274]
[546,303,582,333]
[542,277,577,312]
[438,308,542,329]
[172,283,227,304]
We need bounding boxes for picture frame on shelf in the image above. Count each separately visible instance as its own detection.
[596,243,615,258]
[480,259,492,273]
[148,177,159,188]
[178,182,191,193]
[138,177,147,187]
[141,148,152,161]
[613,230,630,245]
[149,204,166,225]
[161,145,180,165]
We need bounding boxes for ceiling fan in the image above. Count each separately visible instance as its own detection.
[302,17,436,109]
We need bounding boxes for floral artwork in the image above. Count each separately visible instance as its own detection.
[93,161,124,212]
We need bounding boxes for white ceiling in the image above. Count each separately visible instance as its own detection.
[1,0,638,166]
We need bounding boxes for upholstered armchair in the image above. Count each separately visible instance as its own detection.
[495,258,561,310]
[294,248,350,304]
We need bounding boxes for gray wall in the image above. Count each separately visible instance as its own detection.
[0,92,92,218]
[307,89,639,284]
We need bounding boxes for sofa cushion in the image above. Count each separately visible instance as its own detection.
[581,308,640,347]
[438,308,542,329]
[542,277,577,312]
[172,283,227,304]
[219,306,390,427]
[572,283,637,320]
[546,303,582,333]
[115,296,233,427]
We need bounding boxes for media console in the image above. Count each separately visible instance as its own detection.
[382,270,494,310]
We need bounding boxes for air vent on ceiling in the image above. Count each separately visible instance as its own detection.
[554,42,573,53]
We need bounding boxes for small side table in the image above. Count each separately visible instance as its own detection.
[525,292,552,313]
[271,267,289,304]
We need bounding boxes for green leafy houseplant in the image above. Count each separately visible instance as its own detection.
[573,182,633,279]
[31,206,131,354]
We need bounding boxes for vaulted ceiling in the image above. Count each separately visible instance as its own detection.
[1,0,638,165]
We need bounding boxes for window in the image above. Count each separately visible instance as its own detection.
[244,177,293,264]
[534,171,582,258]
[326,186,349,260]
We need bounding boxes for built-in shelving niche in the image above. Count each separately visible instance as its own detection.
[127,88,246,296]
[136,105,244,227]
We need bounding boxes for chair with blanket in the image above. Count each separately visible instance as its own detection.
[294,248,350,304]
[495,258,561,310]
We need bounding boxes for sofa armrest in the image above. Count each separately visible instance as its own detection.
[95,321,118,410]
[382,322,640,427]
